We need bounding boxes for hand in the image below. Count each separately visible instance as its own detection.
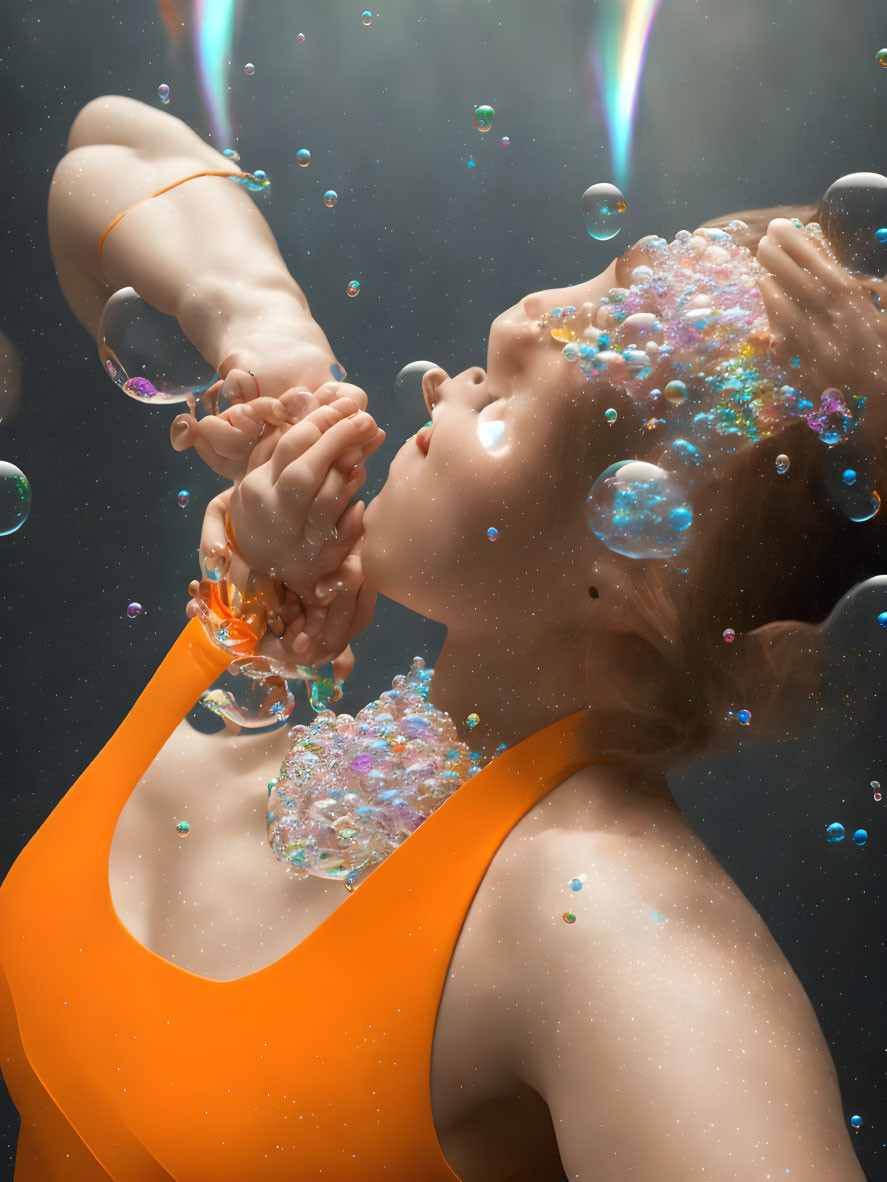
[188,494,377,683]
[223,385,385,597]
[756,217,887,409]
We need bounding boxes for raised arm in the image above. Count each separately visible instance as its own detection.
[48,94,339,399]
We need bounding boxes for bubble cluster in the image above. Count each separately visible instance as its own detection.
[157,83,170,104]
[296,148,311,167]
[269,658,482,886]
[0,461,31,536]
[586,460,693,560]
[473,105,495,133]
[323,190,338,207]
[581,182,627,241]
[346,279,361,297]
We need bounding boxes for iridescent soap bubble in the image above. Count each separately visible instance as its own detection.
[175,821,191,839]
[581,182,627,241]
[157,83,170,104]
[586,460,693,560]
[852,828,868,846]
[569,878,583,891]
[465,713,480,729]
[296,148,311,167]
[177,489,189,508]
[826,822,845,843]
[98,288,218,404]
[244,62,255,75]
[222,148,241,162]
[878,49,887,67]
[877,228,887,243]
[361,10,373,24]
[501,136,510,147]
[737,708,751,725]
[346,279,361,297]
[664,380,688,405]
[200,671,295,728]
[807,388,853,445]
[562,912,577,923]
[658,438,701,476]
[850,1114,864,1130]
[127,602,143,618]
[473,105,495,133]
[878,611,887,628]
[323,190,338,207]
[487,526,499,541]
[847,490,881,523]
[819,172,887,276]
[0,461,31,536]
[723,627,736,643]
[872,779,881,791]
[843,468,857,485]
[297,32,306,42]
[775,454,791,475]
[604,408,618,424]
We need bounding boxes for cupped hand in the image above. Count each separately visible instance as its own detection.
[756,217,887,407]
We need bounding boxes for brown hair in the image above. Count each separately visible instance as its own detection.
[572,201,887,771]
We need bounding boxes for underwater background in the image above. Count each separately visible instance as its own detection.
[0,0,885,1175]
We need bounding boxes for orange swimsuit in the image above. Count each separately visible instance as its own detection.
[0,618,600,1180]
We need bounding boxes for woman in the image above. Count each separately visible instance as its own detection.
[0,94,876,1180]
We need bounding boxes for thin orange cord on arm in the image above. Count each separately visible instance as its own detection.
[96,170,257,274]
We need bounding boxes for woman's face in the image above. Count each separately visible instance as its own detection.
[362,250,643,625]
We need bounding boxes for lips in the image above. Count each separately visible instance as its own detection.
[415,421,434,455]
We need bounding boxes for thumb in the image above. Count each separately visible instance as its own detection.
[331,644,355,686]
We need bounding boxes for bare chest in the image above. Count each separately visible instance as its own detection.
[107,725,565,1182]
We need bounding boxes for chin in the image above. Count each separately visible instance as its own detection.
[360,492,446,622]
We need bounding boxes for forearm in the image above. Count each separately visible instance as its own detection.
[48,95,334,375]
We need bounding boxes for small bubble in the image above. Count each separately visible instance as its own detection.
[877,48,887,67]
[244,62,255,75]
[177,489,189,508]
[562,912,577,923]
[465,712,480,729]
[604,407,618,424]
[737,708,751,725]
[850,1114,863,1130]
[664,380,688,405]
[722,627,736,643]
[323,190,338,207]
[0,461,32,535]
[223,148,241,162]
[157,83,170,104]
[878,611,887,628]
[501,135,510,147]
[826,822,845,843]
[127,602,143,618]
[297,32,306,42]
[877,227,887,243]
[361,10,373,25]
[842,468,857,485]
[775,454,791,475]
[569,878,583,891]
[473,104,495,133]
[486,526,499,541]
[346,279,361,297]
[466,157,476,168]
[581,182,627,241]
[852,828,868,847]
[175,820,191,838]
[296,148,311,167]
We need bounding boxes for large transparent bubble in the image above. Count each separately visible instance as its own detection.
[199,667,295,729]
[0,461,31,536]
[98,287,218,405]
[581,182,627,241]
[586,460,693,559]
[819,172,887,277]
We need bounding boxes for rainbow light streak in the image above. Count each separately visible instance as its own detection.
[589,0,664,190]
[194,0,238,145]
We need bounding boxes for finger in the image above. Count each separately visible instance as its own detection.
[269,400,374,485]
[275,415,380,507]
[310,556,364,661]
[331,644,355,685]
[312,501,365,584]
[220,368,261,405]
[310,381,368,411]
[759,220,849,301]
[198,492,233,578]
[756,272,804,351]
[303,462,363,546]
[172,412,258,480]
[277,388,318,420]
[200,380,223,416]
